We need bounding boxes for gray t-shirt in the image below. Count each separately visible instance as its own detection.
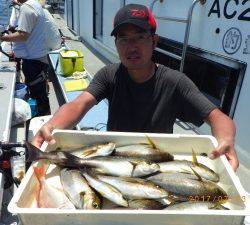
[86,63,217,133]
[17,3,38,34]
[17,3,47,63]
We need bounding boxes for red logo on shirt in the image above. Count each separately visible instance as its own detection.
[131,9,146,18]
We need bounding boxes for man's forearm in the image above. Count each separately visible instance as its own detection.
[205,108,236,142]
[0,31,29,42]
[47,102,86,130]
[47,91,97,130]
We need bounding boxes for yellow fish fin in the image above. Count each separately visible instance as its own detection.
[192,148,199,166]
[190,167,203,182]
[145,134,157,149]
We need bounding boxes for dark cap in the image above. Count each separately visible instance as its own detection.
[111,4,157,36]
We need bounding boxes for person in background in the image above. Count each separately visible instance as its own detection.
[39,0,61,52]
[7,0,22,79]
[32,4,238,171]
[0,0,51,116]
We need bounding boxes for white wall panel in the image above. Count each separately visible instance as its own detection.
[102,0,121,51]
[78,0,94,44]
[72,0,80,34]
[125,0,150,7]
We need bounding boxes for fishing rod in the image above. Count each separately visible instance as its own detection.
[0,141,26,149]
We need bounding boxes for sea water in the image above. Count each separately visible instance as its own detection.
[0,0,11,26]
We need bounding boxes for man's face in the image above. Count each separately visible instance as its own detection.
[115,24,158,70]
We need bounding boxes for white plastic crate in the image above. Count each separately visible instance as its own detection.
[28,115,52,141]
[8,130,250,225]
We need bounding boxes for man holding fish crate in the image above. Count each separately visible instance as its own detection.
[32,4,238,171]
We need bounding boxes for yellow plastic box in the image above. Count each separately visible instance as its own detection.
[59,50,84,77]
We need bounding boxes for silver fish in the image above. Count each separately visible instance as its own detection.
[158,150,219,182]
[60,169,100,209]
[102,199,165,210]
[147,173,227,202]
[80,156,160,177]
[128,199,165,210]
[165,201,229,210]
[26,142,159,177]
[71,142,115,159]
[96,175,169,199]
[158,194,189,206]
[114,136,174,162]
[114,144,174,162]
[82,171,128,207]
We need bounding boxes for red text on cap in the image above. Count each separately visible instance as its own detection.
[131,9,146,18]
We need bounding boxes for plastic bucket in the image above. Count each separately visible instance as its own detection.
[27,98,38,117]
[60,50,84,77]
[15,83,28,100]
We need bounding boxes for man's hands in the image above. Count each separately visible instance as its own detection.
[209,138,239,171]
[205,108,238,171]
[32,123,56,148]
[0,31,29,42]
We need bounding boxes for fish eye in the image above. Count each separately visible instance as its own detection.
[93,202,99,209]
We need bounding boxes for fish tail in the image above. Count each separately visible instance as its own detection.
[33,164,46,181]
[63,151,84,167]
[33,163,48,208]
[65,151,83,161]
[25,141,44,162]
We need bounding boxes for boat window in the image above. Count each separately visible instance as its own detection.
[155,37,246,117]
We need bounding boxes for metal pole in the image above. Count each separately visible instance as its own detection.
[150,0,164,12]
[180,0,205,72]
[150,0,159,12]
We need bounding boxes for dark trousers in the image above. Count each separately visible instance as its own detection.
[22,59,51,116]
